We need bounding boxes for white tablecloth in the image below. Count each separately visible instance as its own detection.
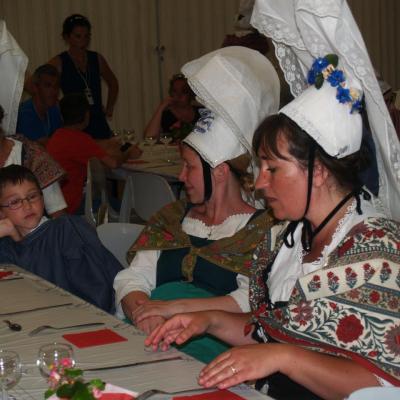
[0,265,272,400]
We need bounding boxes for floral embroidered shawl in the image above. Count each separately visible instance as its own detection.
[12,134,65,189]
[249,217,400,385]
[128,200,275,281]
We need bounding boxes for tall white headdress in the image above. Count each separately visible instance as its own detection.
[0,20,28,135]
[182,46,280,169]
[251,0,400,220]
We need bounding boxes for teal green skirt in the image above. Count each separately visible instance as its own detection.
[126,282,230,363]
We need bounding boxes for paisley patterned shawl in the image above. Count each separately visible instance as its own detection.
[128,200,275,281]
[249,217,400,385]
[12,134,65,189]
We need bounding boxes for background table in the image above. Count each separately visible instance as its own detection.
[0,264,272,399]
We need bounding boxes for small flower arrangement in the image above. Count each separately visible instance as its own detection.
[45,358,105,400]
[307,53,363,113]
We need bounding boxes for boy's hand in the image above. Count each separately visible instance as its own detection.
[0,218,22,241]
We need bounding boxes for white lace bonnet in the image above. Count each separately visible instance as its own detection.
[250,0,400,220]
[182,46,280,168]
[0,20,28,136]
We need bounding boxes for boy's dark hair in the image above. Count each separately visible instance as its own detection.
[0,165,41,197]
[60,93,90,126]
[31,64,59,85]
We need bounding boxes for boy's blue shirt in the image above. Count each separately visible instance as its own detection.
[0,215,123,313]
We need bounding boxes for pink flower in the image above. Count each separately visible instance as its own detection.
[60,358,73,367]
[92,387,103,399]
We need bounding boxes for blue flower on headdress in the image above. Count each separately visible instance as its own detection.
[312,57,329,73]
[307,69,317,85]
[193,108,214,134]
[351,99,363,114]
[336,86,352,104]
[327,70,345,87]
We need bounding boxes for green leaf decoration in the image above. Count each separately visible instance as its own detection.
[71,385,95,400]
[325,54,338,68]
[65,368,83,378]
[57,383,76,398]
[89,379,105,390]
[315,73,324,89]
[45,389,56,399]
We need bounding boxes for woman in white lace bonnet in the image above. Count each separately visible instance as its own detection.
[145,1,400,398]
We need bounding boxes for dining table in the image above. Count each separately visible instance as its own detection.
[111,142,184,199]
[0,264,273,400]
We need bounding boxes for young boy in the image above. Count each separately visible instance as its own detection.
[0,165,123,313]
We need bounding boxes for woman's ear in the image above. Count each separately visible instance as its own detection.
[312,160,329,188]
[212,162,230,183]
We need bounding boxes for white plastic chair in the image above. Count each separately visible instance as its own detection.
[348,387,400,399]
[96,223,144,268]
[119,173,176,223]
[84,158,120,226]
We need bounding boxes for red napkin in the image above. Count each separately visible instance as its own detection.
[0,271,14,280]
[62,328,127,348]
[173,390,244,400]
[126,159,149,164]
[100,394,134,400]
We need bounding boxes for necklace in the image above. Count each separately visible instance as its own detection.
[68,51,94,105]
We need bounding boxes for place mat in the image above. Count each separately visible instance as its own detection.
[63,328,128,348]
[0,270,19,280]
[174,390,244,400]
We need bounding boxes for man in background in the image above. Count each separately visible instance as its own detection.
[17,64,62,145]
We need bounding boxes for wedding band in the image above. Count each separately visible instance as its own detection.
[230,365,237,375]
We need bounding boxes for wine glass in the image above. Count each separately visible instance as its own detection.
[126,129,137,144]
[144,136,157,156]
[37,343,75,379]
[160,133,173,162]
[0,350,22,400]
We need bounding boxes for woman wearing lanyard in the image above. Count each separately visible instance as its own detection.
[48,14,118,139]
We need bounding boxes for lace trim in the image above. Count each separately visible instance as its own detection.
[183,213,253,239]
[298,200,357,268]
[250,0,400,219]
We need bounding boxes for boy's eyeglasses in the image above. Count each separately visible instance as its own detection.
[0,191,43,210]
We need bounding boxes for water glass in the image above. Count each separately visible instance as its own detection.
[37,342,75,379]
[0,350,22,400]
[160,133,173,162]
[144,136,157,156]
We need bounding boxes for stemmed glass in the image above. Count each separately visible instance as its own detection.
[160,133,173,162]
[0,350,22,400]
[37,343,75,379]
[126,129,137,144]
[144,136,157,156]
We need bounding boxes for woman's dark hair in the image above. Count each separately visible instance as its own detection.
[0,165,41,197]
[60,93,90,125]
[0,104,4,125]
[168,74,194,99]
[62,14,91,38]
[253,113,370,192]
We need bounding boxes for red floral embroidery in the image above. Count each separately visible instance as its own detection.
[384,325,400,356]
[329,302,337,310]
[292,301,313,326]
[336,315,364,343]
[348,289,360,299]
[369,291,380,303]
[136,234,149,246]
[163,231,174,241]
[338,237,354,256]
[368,351,378,357]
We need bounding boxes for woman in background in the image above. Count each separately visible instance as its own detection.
[144,74,200,142]
[48,14,118,139]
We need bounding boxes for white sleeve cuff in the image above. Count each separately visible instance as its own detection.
[227,274,250,312]
[113,249,160,305]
